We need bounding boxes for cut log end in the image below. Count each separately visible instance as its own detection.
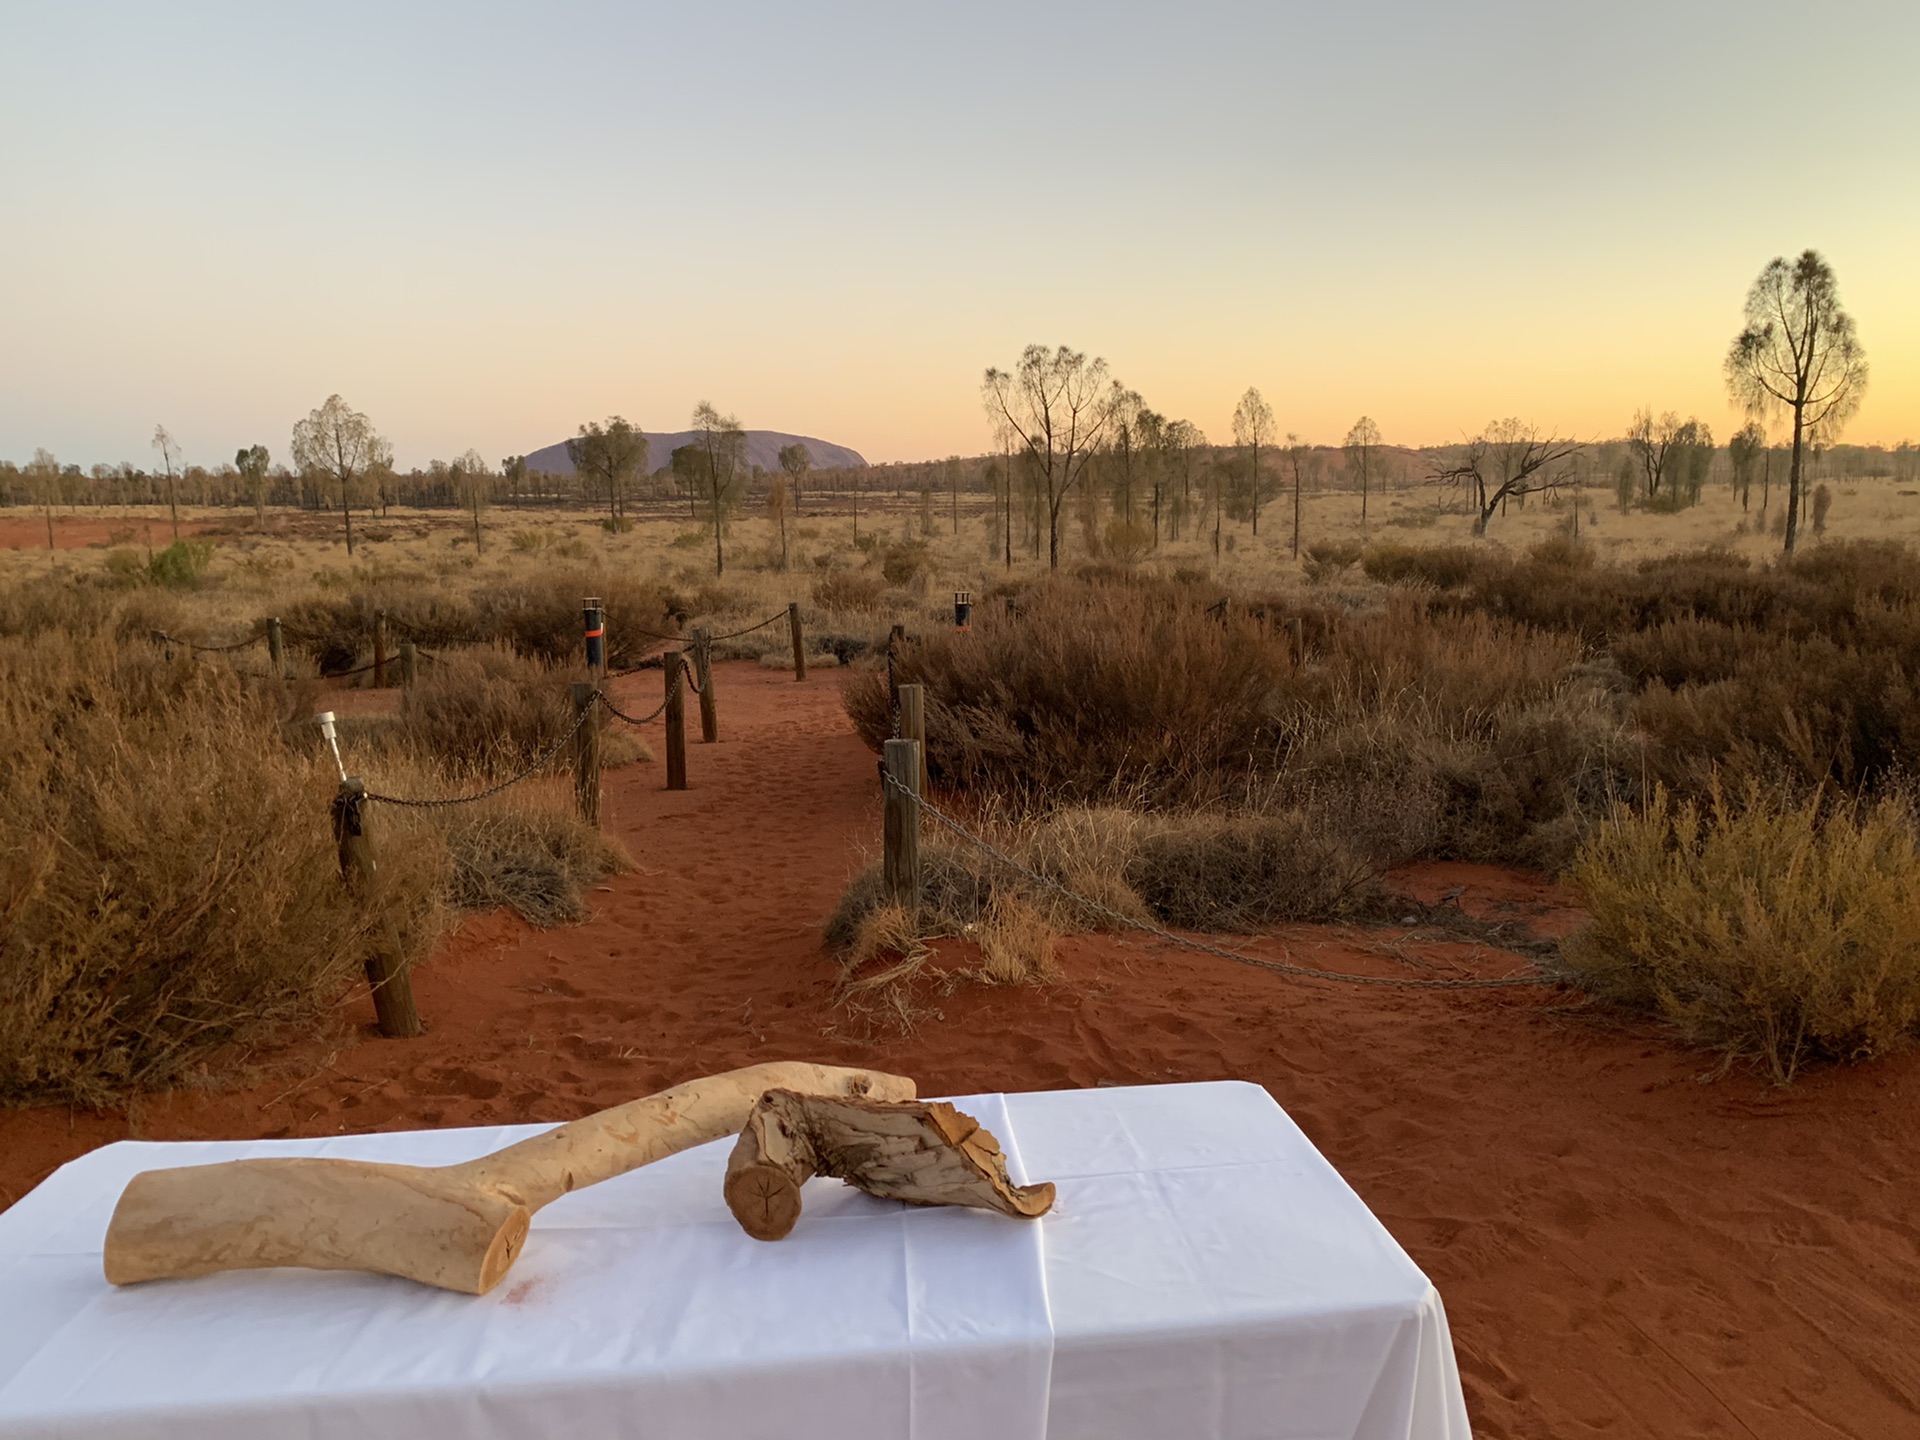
[724,1163,806,1241]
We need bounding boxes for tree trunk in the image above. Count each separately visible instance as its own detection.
[342,480,355,556]
[1785,406,1805,553]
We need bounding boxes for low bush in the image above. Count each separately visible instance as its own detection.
[812,569,885,613]
[439,803,633,927]
[1125,813,1378,929]
[1563,786,1920,1082]
[396,643,573,775]
[0,633,442,1105]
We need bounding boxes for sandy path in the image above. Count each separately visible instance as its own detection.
[4,661,1918,1438]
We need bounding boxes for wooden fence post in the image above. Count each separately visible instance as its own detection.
[692,627,718,743]
[267,617,286,678]
[570,681,601,826]
[398,640,417,690]
[788,602,806,681]
[330,778,424,1038]
[898,682,928,796]
[882,738,921,909]
[373,610,389,688]
[664,651,688,791]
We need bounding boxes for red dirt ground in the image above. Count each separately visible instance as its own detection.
[5,662,1918,1438]
[0,514,226,551]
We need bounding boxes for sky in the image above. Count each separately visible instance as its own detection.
[3,1,1916,470]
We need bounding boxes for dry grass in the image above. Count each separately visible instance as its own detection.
[440,802,634,928]
[1563,785,1920,1082]
[0,633,444,1105]
[0,576,637,1104]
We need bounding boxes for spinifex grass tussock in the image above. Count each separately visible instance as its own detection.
[1562,785,1920,1082]
[439,801,634,928]
[0,633,444,1105]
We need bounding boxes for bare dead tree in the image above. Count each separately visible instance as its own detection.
[1432,420,1583,535]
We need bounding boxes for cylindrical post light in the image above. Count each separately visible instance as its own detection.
[582,596,606,677]
[953,590,973,631]
[315,711,347,782]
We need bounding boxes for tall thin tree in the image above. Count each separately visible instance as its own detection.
[1231,388,1275,536]
[1726,250,1868,552]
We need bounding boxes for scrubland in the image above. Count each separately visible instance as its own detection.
[9,476,1920,1094]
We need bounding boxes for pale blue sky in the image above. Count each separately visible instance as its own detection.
[3,1,1915,468]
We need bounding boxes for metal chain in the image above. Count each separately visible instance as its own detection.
[880,771,1554,992]
[707,609,789,643]
[365,700,594,808]
[597,688,667,726]
[151,629,259,654]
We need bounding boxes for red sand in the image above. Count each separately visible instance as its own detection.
[5,662,1918,1437]
[0,515,224,551]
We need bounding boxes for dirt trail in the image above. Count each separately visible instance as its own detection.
[4,661,1918,1438]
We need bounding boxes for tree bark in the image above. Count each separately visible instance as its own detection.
[724,1090,1055,1242]
[105,1063,913,1295]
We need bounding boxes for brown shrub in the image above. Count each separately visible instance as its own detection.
[1124,813,1379,929]
[0,633,444,1105]
[396,643,573,775]
[813,569,885,613]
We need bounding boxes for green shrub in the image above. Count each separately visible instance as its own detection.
[1564,786,1920,1081]
[147,540,213,588]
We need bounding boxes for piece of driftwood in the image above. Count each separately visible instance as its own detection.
[104,1062,913,1295]
[723,1090,1056,1241]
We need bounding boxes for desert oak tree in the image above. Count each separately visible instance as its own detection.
[1726,250,1867,553]
[1232,388,1275,537]
[291,395,389,556]
[566,418,648,528]
[983,344,1121,569]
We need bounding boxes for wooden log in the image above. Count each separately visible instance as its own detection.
[664,650,688,791]
[331,778,423,1039]
[398,639,417,690]
[882,737,920,908]
[724,1090,1055,1242]
[570,680,601,826]
[104,1063,914,1295]
[788,601,806,681]
[692,627,718,743]
[898,682,928,796]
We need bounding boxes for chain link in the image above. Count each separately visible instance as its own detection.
[880,771,1555,992]
[365,699,594,809]
[151,629,260,654]
[706,609,789,643]
[597,688,667,726]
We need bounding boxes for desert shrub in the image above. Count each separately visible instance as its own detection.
[880,541,931,587]
[439,803,632,927]
[845,576,1292,802]
[812,569,885,613]
[396,643,573,774]
[1563,786,1920,1081]
[0,633,444,1104]
[1302,539,1363,583]
[823,846,996,953]
[1124,813,1378,929]
[1361,542,1483,589]
[147,540,214,589]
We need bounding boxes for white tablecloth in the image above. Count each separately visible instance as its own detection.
[0,1081,1470,1439]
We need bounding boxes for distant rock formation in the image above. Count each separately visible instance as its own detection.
[523,429,865,475]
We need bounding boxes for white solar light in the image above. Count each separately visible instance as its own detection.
[315,711,347,782]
